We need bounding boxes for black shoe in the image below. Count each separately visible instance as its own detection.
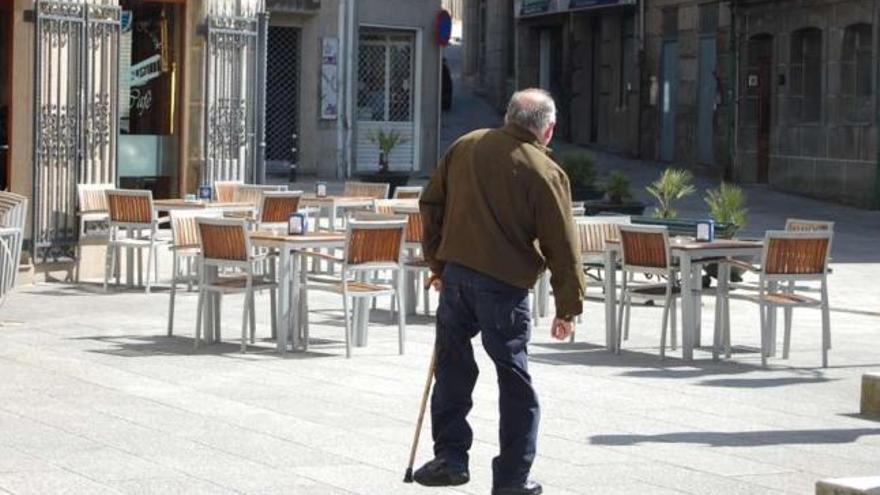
[412,458,469,487]
[492,480,543,495]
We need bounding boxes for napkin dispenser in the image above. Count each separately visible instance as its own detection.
[288,212,307,235]
[696,219,715,243]
[198,185,213,201]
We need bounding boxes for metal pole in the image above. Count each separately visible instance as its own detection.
[32,1,42,262]
[255,11,269,184]
[874,0,880,209]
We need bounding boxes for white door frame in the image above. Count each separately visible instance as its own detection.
[357,24,423,173]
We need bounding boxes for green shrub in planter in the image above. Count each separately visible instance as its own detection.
[558,152,601,201]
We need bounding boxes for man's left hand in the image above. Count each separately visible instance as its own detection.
[551,318,573,340]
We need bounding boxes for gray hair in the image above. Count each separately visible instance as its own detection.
[504,88,557,135]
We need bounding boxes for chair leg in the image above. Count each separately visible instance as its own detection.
[270,287,277,340]
[343,293,352,358]
[783,306,793,360]
[144,241,154,294]
[115,245,121,286]
[195,289,205,349]
[398,270,406,355]
[167,255,178,337]
[214,294,222,342]
[249,290,256,344]
[821,281,831,368]
[670,298,678,351]
[759,302,768,367]
[623,294,632,341]
[104,241,113,292]
[616,278,627,351]
[723,293,732,358]
[660,289,671,360]
[241,293,249,354]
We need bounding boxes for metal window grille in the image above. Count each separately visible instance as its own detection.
[202,4,268,186]
[357,33,414,123]
[32,0,120,263]
[265,25,300,169]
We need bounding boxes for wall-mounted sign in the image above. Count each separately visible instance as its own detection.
[436,10,452,46]
[320,38,339,120]
[748,74,759,88]
[521,0,551,16]
[570,0,626,9]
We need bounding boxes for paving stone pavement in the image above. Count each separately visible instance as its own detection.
[5,40,880,495]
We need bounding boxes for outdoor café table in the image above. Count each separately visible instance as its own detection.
[250,231,374,354]
[152,199,255,215]
[604,238,763,360]
[300,195,375,232]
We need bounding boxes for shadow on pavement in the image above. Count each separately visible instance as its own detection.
[589,428,880,447]
[72,334,336,359]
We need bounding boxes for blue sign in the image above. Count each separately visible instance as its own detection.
[436,10,452,46]
[198,186,213,201]
[521,0,551,15]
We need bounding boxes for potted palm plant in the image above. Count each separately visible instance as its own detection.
[704,183,749,285]
[357,129,411,195]
[584,171,647,215]
[646,168,696,219]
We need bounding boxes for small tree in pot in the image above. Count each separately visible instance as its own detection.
[704,183,749,285]
[582,171,647,215]
[369,129,408,173]
[646,168,696,219]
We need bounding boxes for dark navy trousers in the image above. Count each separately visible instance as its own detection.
[431,263,540,488]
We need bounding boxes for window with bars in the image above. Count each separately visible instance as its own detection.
[841,23,872,122]
[662,7,678,41]
[789,27,822,123]
[357,33,414,123]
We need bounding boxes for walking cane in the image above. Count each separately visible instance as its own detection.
[403,344,437,483]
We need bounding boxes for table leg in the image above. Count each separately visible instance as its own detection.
[354,272,370,347]
[203,266,217,344]
[604,250,618,353]
[680,255,695,361]
[767,280,778,356]
[713,262,729,361]
[276,248,291,353]
[694,262,703,348]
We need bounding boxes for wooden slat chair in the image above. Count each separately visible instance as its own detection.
[392,204,432,316]
[0,192,27,281]
[724,231,833,367]
[167,210,223,337]
[343,181,390,200]
[194,218,278,352]
[76,183,114,237]
[301,215,408,358]
[229,184,286,219]
[392,186,423,199]
[256,190,304,232]
[104,189,168,293]
[213,180,244,203]
[617,225,681,358]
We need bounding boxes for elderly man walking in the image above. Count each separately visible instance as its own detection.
[415,89,586,495]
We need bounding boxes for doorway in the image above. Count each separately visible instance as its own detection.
[747,34,773,183]
[118,0,184,198]
[265,25,301,177]
[356,29,419,171]
[0,1,11,191]
[660,40,679,162]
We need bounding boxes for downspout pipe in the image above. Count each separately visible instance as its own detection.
[874,0,880,209]
[336,0,347,179]
[727,0,738,182]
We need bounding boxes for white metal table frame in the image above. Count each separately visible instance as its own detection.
[300,196,375,232]
[604,239,763,360]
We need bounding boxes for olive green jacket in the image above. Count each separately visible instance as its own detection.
[420,123,586,319]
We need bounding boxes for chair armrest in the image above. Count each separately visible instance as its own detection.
[157,216,170,225]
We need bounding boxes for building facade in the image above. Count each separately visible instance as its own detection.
[733,0,878,207]
[466,0,880,208]
[1,0,442,272]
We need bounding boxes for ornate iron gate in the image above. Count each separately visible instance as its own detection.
[32,0,119,263]
[203,3,268,186]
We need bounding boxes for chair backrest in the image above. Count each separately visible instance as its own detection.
[197,218,251,263]
[762,230,832,278]
[344,181,390,199]
[392,205,423,243]
[393,186,423,199]
[237,184,285,207]
[372,199,398,215]
[106,189,155,225]
[576,216,631,254]
[214,180,244,202]
[344,216,407,268]
[617,224,671,273]
[77,183,114,214]
[0,191,28,230]
[170,210,224,249]
[785,218,835,233]
[259,190,303,223]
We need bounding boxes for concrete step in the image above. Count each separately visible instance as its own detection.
[817,477,880,495]
[862,373,880,415]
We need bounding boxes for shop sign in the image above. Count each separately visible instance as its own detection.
[521,0,552,16]
[570,0,630,9]
[320,38,339,120]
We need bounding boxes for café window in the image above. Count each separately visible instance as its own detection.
[118,1,182,198]
[841,23,872,122]
[789,27,822,123]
